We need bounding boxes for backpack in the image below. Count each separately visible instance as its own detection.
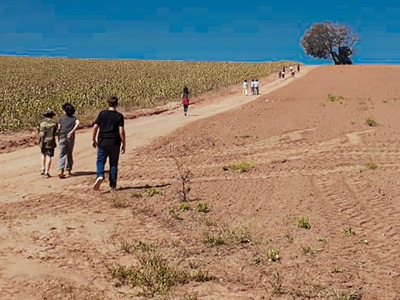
[39,120,57,149]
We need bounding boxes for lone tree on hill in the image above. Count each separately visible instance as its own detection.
[301,21,359,65]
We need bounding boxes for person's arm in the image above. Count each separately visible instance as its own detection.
[119,126,126,154]
[57,123,61,141]
[67,119,80,139]
[92,124,99,148]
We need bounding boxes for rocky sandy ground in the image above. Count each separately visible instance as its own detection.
[1,65,399,299]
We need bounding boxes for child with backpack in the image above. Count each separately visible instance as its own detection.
[38,108,58,178]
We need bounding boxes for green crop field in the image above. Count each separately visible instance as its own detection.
[0,56,293,131]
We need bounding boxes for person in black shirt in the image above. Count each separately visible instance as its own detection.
[92,96,126,190]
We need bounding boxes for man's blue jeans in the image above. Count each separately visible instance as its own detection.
[96,145,120,188]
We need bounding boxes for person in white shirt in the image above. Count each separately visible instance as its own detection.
[254,79,259,95]
[242,80,248,96]
[250,79,255,95]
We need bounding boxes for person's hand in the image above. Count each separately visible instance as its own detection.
[92,140,97,148]
[121,145,125,154]
[67,132,73,139]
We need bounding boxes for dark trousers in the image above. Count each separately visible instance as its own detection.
[96,145,120,188]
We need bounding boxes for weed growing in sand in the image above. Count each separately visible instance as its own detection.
[179,202,190,212]
[365,162,378,170]
[285,232,294,243]
[184,295,198,300]
[269,271,283,295]
[326,94,344,102]
[331,267,344,273]
[239,135,251,139]
[110,195,131,209]
[169,208,183,221]
[365,118,377,126]
[222,161,255,173]
[316,236,327,243]
[342,226,354,237]
[266,249,281,262]
[194,202,209,213]
[203,226,255,246]
[117,240,156,254]
[191,270,216,282]
[301,245,316,255]
[334,289,360,300]
[109,255,188,297]
[144,187,164,197]
[110,246,214,297]
[252,256,263,264]
[173,157,193,202]
[297,217,311,229]
[203,233,225,246]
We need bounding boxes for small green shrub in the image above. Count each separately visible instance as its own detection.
[179,202,190,212]
[252,256,262,264]
[203,233,225,246]
[331,267,344,273]
[194,202,209,213]
[285,232,294,243]
[316,236,327,242]
[365,118,377,126]
[266,249,280,262]
[297,217,311,229]
[365,162,378,170]
[326,94,344,102]
[169,208,183,221]
[144,187,165,197]
[301,245,316,255]
[222,161,255,173]
[342,226,354,237]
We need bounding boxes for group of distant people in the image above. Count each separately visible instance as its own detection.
[38,96,125,191]
[242,79,260,96]
[279,64,301,79]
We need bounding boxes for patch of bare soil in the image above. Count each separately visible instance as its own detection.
[1,65,400,299]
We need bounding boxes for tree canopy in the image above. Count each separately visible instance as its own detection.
[301,22,359,65]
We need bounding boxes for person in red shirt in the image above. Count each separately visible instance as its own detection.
[182,86,190,116]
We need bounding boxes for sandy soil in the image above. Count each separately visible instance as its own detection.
[1,65,400,299]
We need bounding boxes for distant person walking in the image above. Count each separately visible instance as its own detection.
[181,86,190,116]
[58,103,80,178]
[254,79,260,95]
[251,79,255,95]
[92,96,126,191]
[242,80,248,96]
[38,108,58,178]
[297,64,300,73]
[282,70,285,79]
[290,65,293,73]
[279,71,282,79]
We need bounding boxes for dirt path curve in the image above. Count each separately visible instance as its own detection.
[0,66,316,204]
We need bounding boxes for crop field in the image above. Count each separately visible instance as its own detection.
[0,56,292,131]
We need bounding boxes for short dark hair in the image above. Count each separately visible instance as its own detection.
[107,96,119,107]
[62,103,76,116]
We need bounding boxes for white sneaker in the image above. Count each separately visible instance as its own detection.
[93,177,103,190]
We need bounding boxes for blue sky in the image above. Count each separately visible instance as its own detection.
[0,0,399,63]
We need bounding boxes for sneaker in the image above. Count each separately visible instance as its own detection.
[45,172,51,178]
[58,170,65,178]
[93,177,103,190]
[40,169,45,175]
